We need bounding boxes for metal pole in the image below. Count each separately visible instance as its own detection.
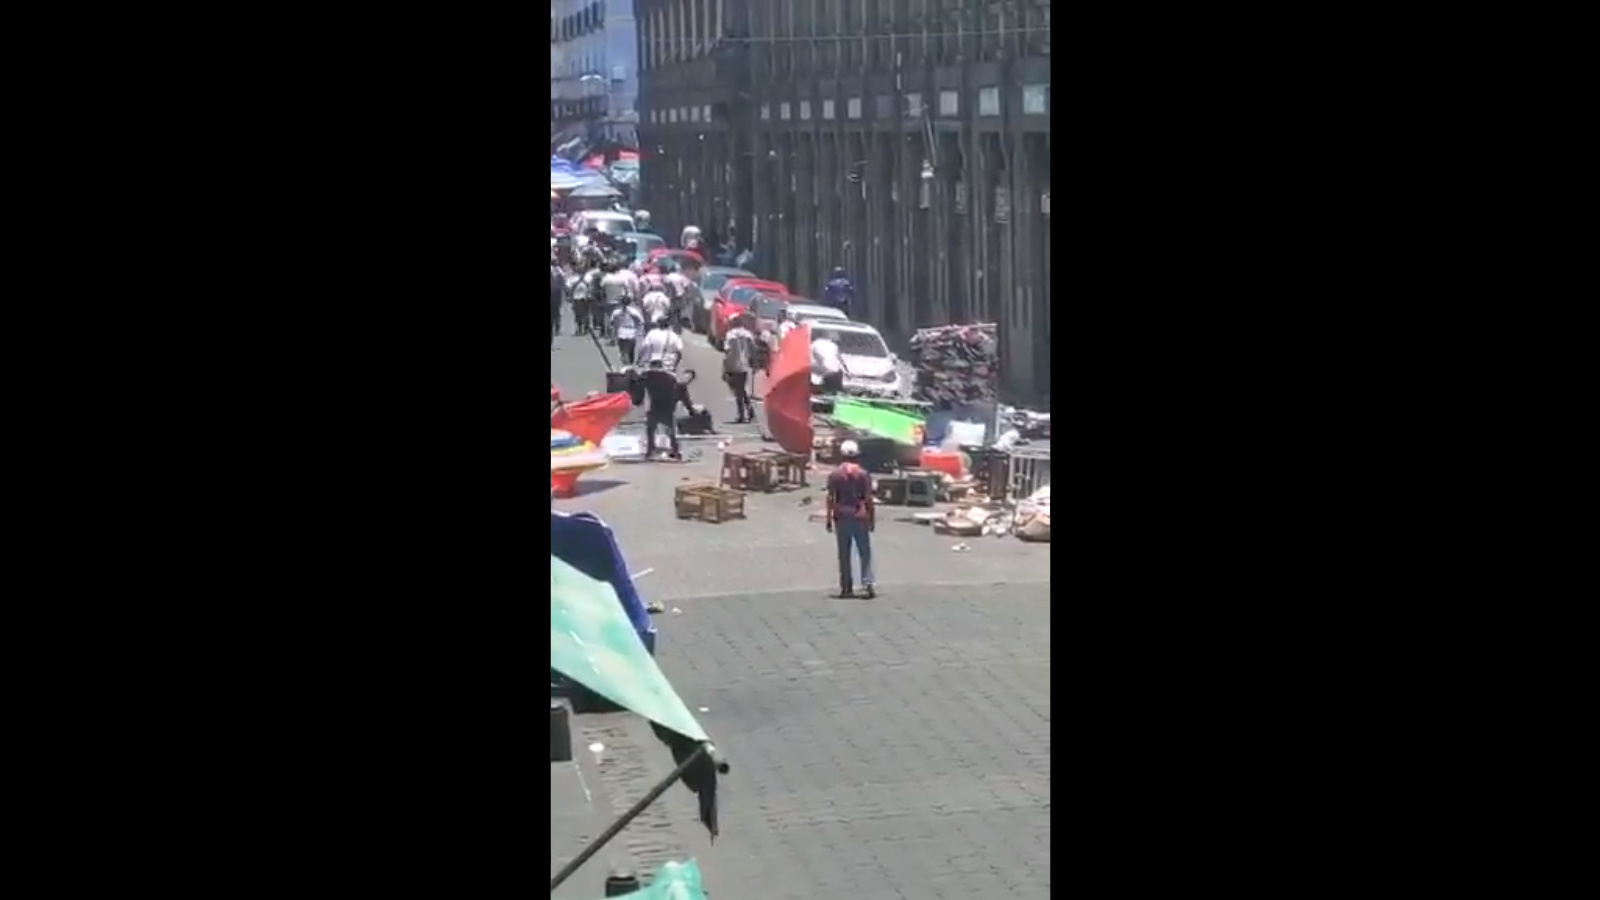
[549,741,708,893]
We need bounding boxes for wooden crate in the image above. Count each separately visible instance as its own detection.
[720,449,809,493]
[674,482,746,523]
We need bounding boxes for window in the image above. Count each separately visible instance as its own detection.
[978,86,1000,117]
[810,328,889,358]
[1022,84,1048,115]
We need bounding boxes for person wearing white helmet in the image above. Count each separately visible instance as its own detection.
[825,439,876,598]
[680,224,703,250]
[634,210,654,234]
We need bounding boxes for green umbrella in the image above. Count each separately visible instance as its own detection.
[829,397,927,446]
[550,556,708,742]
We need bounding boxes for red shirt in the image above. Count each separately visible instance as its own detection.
[826,463,873,521]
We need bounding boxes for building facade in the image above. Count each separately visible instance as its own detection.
[551,0,641,152]
[635,0,1051,403]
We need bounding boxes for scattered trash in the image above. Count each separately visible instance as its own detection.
[670,607,682,615]
[600,434,646,459]
[697,706,710,713]
[646,600,665,614]
[934,504,1009,537]
[951,542,971,552]
[588,742,605,754]
[631,567,656,580]
[797,495,813,506]
[1014,484,1052,542]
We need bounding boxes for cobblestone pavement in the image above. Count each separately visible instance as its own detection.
[551,323,1052,898]
[554,585,1052,900]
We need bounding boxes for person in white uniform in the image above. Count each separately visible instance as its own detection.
[811,333,844,395]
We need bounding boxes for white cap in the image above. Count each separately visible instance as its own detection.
[839,439,860,457]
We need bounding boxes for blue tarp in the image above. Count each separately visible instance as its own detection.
[550,510,655,650]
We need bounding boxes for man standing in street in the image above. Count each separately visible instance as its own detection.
[635,315,684,371]
[600,263,633,339]
[823,267,854,315]
[610,303,644,364]
[550,261,565,348]
[664,266,694,332]
[825,440,876,598]
[640,281,672,327]
[722,313,758,424]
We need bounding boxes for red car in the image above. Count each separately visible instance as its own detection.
[646,248,704,272]
[710,278,788,348]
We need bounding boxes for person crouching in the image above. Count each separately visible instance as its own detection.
[642,361,682,461]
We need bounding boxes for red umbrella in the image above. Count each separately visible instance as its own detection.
[551,390,631,447]
[762,323,814,456]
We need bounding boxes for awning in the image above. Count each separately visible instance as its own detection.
[830,397,926,446]
[550,555,708,742]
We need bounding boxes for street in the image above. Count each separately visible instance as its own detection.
[551,320,1052,899]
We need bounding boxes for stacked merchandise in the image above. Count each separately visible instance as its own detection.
[909,323,1000,406]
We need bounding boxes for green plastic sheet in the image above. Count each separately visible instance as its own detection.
[829,397,926,446]
[581,859,706,900]
[550,555,708,742]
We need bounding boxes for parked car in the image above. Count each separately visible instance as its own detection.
[616,231,666,266]
[710,278,788,348]
[808,320,905,399]
[645,248,704,273]
[781,301,851,326]
[569,210,636,237]
[744,293,798,334]
[690,267,754,333]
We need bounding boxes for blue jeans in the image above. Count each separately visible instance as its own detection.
[834,518,875,590]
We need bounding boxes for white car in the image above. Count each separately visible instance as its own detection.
[569,210,635,237]
[784,302,850,326]
[809,321,905,398]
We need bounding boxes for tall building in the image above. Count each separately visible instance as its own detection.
[636,0,1052,402]
[550,0,641,155]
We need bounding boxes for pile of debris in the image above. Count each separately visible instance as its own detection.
[1000,405,1052,441]
[918,483,1051,542]
[909,323,1000,406]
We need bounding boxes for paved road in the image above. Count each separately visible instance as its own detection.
[550,321,1052,898]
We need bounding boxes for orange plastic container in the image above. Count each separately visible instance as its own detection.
[918,449,966,480]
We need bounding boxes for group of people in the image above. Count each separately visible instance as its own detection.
[551,244,695,356]
[550,221,701,461]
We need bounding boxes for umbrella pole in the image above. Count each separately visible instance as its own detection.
[549,741,709,893]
